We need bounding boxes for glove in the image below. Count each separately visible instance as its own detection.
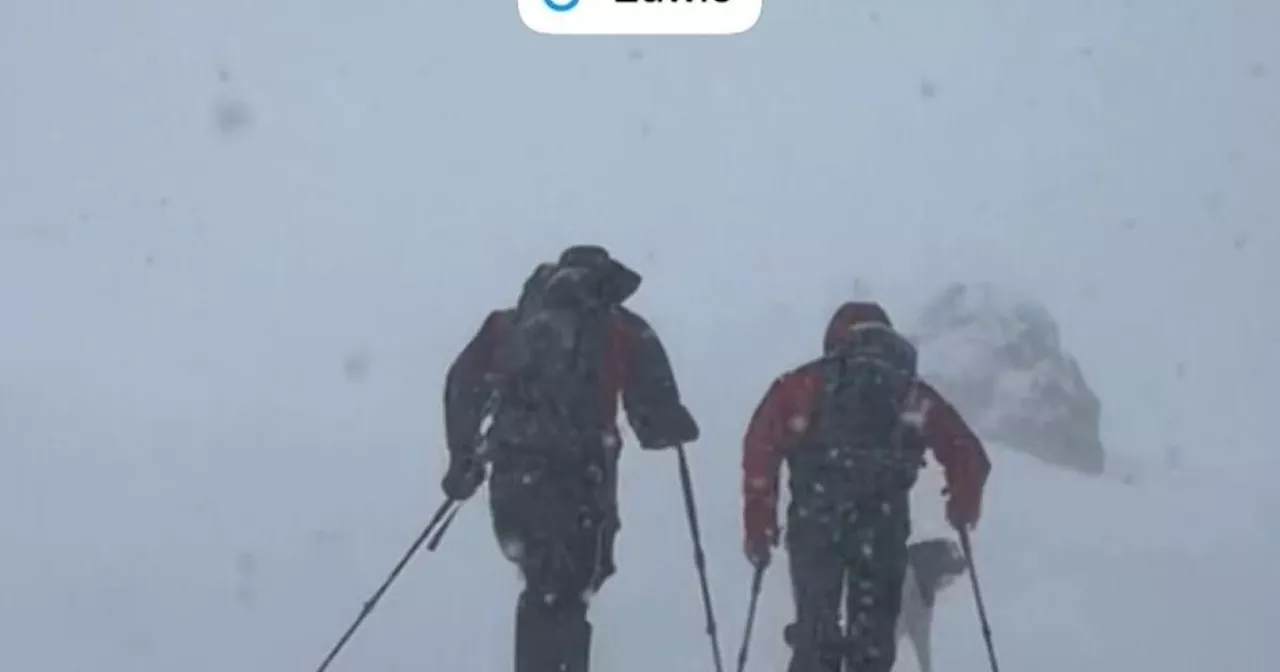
[943,485,981,531]
[635,406,700,450]
[442,454,485,501]
[744,527,777,569]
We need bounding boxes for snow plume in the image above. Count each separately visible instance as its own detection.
[911,282,1107,475]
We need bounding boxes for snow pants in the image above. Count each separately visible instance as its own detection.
[783,491,911,672]
[488,447,618,672]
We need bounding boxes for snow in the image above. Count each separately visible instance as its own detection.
[912,283,1063,390]
[911,281,1107,474]
[730,442,1279,672]
[930,448,1274,670]
[2,2,1279,672]
[913,284,1067,415]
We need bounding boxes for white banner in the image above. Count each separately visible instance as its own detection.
[518,0,763,36]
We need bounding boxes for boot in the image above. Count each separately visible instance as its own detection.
[784,623,844,672]
[515,591,557,672]
[515,590,593,672]
[559,616,592,672]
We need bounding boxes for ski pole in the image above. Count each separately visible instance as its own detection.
[675,445,726,672]
[735,563,766,672]
[958,527,1001,672]
[315,498,459,672]
[427,500,460,551]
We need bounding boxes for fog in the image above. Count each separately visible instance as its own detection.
[1,1,1277,671]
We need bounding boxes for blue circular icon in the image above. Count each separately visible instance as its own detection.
[545,0,579,11]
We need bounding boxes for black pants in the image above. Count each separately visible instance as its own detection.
[488,449,618,672]
[783,492,911,672]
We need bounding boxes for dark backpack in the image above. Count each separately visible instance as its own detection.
[493,265,612,443]
[788,322,925,506]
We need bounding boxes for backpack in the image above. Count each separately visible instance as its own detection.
[492,264,612,443]
[787,322,925,508]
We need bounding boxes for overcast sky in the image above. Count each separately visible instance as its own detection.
[2,1,1277,670]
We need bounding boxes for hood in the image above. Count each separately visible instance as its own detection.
[557,244,642,305]
[823,301,893,354]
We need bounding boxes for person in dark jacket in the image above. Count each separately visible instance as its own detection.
[741,301,991,672]
[441,245,700,672]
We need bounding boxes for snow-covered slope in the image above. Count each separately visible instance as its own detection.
[6,397,1273,672]
[743,443,1279,672]
[965,449,1277,672]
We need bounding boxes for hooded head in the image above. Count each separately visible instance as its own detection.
[555,244,642,306]
[823,301,894,354]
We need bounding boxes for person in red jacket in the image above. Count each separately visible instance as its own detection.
[741,301,990,672]
[442,245,700,672]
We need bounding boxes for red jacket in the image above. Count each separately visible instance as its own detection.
[742,302,991,548]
